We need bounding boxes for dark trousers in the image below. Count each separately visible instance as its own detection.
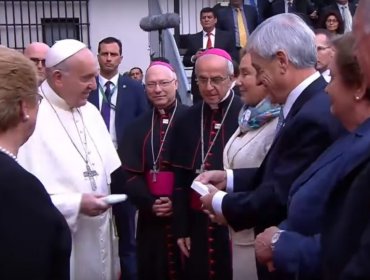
[113,200,137,280]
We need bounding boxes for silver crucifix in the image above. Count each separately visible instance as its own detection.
[150,165,158,182]
[83,164,98,191]
[196,163,205,174]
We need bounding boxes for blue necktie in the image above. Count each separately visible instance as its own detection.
[101,81,112,130]
[275,109,285,137]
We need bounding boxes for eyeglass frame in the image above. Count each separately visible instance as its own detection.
[145,79,176,89]
[196,76,230,87]
[29,57,46,66]
[317,46,332,52]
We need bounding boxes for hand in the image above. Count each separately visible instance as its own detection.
[80,193,110,216]
[177,237,191,257]
[255,226,280,265]
[195,170,227,190]
[200,185,228,225]
[200,184,218,213]
[152,197,173,217]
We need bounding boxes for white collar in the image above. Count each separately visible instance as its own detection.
[321,69,331,83]
[40,80,73,111]
[98,72,119,88]
[282,71,321,118]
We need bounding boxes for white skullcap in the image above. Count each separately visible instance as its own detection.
[45,39,86,68]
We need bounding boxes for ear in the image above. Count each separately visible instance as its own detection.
[354,79,368,100]
[52,70,64,88]
[275,51,289,74]
[19,100,31,122]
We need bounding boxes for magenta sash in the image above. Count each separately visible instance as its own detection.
[145,171,174,196]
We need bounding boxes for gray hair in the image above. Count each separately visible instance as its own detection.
[247,13,317,69]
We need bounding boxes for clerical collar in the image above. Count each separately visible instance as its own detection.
[208,88,232,110]
[156,100,177,115]
[40,80,72,111]
[99,72,119,89]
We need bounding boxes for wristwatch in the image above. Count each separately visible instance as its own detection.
[271,230,284,251]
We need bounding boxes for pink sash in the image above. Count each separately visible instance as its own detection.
[145,171,174,196]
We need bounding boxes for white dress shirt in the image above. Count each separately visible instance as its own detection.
[98,73,119,148]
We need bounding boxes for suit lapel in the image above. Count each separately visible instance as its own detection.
[285,76,327,123]
[115,75,124,131]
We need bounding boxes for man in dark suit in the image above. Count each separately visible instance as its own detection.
[88,36,148,280]
[198,13,344,280]
[257,0,314,22]
[183,7,237,104]
[214,0,259,50]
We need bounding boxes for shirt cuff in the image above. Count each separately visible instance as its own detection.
[226,169,234,193]
[212,191,227,215]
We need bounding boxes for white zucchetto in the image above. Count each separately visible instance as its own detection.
[45,39,86,68]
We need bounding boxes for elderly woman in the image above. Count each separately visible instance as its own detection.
[223,48,280,280]
[255,32,370,280]
[0,47,71,279]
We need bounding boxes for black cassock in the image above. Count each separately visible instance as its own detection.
[170,92,243,280]
[118,102,188,280]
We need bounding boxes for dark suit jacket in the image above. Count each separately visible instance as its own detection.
[271,119,370,279]
[258,0,314,25]
[221,76,345,234]
[215,4,259,43]
[182,29,238,103]
[0,153,71,280]
[322,129,370,279]
[88,74,148,145]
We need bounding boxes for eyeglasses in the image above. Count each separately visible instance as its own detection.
[197,76,229,86]
[146,79,175,89]
[326,19,338,23]
[35,93,43,105]
[317,46,331,52]
[29,57,46,66]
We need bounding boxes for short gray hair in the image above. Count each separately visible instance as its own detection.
[247,13,316,69]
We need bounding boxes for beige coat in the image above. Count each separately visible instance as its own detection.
[223,117,278,280]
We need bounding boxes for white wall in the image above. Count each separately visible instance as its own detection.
[89,0,150,74]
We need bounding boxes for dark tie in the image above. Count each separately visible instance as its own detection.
[275,109,285,137]
[206,32,212,49]
[101,81,112,130]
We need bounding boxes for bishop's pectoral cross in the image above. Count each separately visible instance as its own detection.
[150,165,158,183]
[83,164,98,191]
[196,163,205,174]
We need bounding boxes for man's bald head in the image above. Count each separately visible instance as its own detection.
[24,42,50,85]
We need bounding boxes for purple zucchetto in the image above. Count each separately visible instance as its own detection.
[199,48,232,62]
[147,61,175,72]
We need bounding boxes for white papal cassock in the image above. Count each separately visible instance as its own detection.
[18,81,121,280]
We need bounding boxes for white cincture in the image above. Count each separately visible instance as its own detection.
[0,145,17,162]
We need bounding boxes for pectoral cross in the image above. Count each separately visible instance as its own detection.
[196,163,205,174]
[83,164,98,191]
[150,165,158,182]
